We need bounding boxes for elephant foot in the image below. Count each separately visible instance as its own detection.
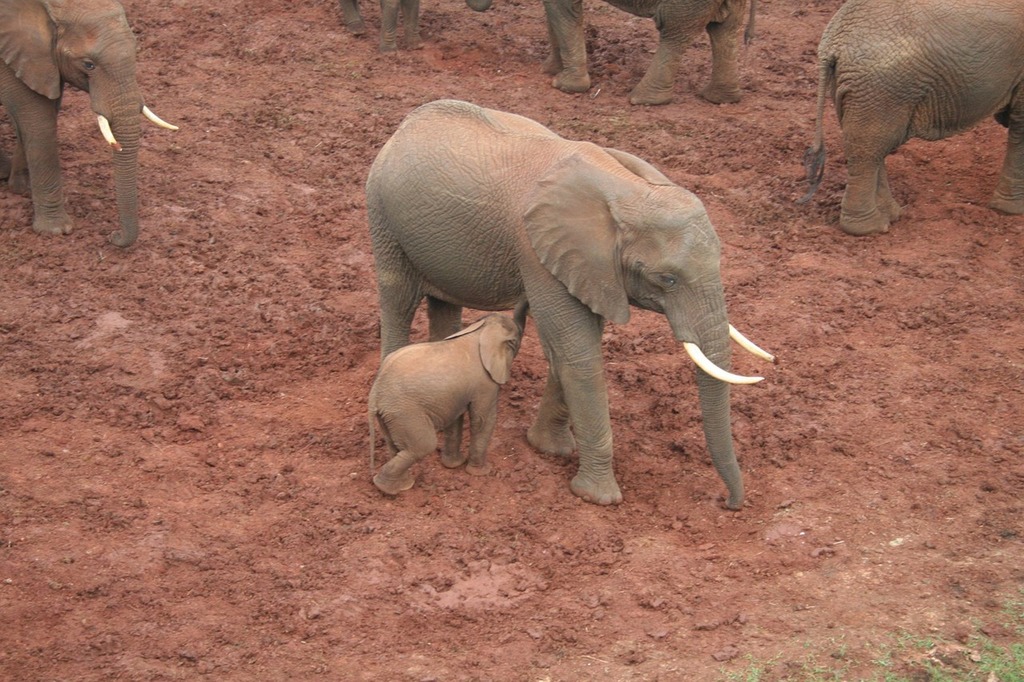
[344,19,367,35]
[379,40,398,53]
[373,469,415,495]
[552,69,591,94]
[527,421,575,457]
[989,193,1024,215]
[32,212,73,237]
[628,83,675,106]
[440,448,468,469]
[699,83,742,105]
[8,171,30,197]
[570,471,622,505]
[465,461,491,477]
[405,33,423,50]
[541,54,562,77]
[839,209,891,236]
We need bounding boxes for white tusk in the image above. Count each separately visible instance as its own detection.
[683,342,764,385]
[142,106,179,131]
[729,324,776,363]
[97,115,122,151]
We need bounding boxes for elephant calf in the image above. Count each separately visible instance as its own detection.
[369,306,526,495]
[799,0,1024,235]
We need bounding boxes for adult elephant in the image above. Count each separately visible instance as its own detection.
[366,100,774,507]
[468,0,754,105]
[798,0,1024,235]
[0,0,177,247]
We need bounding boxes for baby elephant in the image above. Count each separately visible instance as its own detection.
[368,304,527,495]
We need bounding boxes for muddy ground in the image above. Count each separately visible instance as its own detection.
[1,0,1022,679]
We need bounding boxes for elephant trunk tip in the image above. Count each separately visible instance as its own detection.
[108,229,138,248]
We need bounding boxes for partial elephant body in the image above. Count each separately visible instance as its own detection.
[539,0,754,105]
[800,0,1024,235]
[339,0,489,52]
[0,0,176,246]
[367,99,772,507]
[368,311,525,495]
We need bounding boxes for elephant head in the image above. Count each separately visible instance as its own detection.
[524,147,773,509]
[0,0,177,247]
[445,308,526,385]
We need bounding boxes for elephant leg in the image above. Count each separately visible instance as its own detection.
[0,147,10,182]
[372,415,437,494]
[700,13,744,104]
[400,0,422,49]
[990,91,1024,215]
[370,229,424,357]
[541,0,591,94]
[838,118,905,236]
[338,0,367,34]
[7,137,28,195]
[379,0,401,51]
[14,100,73,236]
[628,15,701,106]
[529,300,620,505]
[875,164,902,223]
[428,297,467,468]
[526,367,576,456]
[465,396,498,476]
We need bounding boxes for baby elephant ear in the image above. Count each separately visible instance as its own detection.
[445,318,488,340]
[524,152,630,325]
[478,317,519,385]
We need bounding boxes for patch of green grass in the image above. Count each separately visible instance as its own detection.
[720,591,1024,682]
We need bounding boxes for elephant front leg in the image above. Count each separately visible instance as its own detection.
[560,362,621,505]
[527,368,576,457]
[464,397,499,476]
[541,0,591,94]
[429,297,465,466]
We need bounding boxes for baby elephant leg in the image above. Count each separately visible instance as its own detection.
[464,397,499,477]
[372,415,437,494]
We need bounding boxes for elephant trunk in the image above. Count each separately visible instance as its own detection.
[668,278,744,510]
[465,0,493,11]
[107,114,141,247]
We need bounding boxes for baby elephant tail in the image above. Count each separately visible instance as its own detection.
[796,55,836,205]
[368,404,378,472]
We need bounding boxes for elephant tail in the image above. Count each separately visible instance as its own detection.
[796,54,835,205]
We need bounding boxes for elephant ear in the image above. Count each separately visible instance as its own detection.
[0,0,61,99]
[477,319,518,385]
[602,147,675,186]
[523,153,631,325]
[444,318,488,341]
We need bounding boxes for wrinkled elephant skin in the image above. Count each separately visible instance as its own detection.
[366,99,768,507]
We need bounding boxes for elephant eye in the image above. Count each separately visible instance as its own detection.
[655,273,678,289]
[83,59,96,71]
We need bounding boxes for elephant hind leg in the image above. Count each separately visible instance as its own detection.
[700,14,746,103]
[373,416,437,495]
[990,93,1024,215]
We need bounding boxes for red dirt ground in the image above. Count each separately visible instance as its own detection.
[2,0,1021,679]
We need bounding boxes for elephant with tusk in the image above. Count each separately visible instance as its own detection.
[366,99,773,508]
[0,0,178,247]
